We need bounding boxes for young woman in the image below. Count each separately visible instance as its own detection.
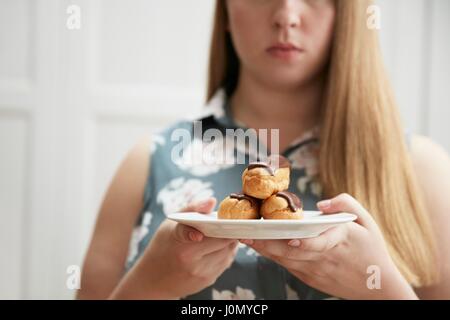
[77,0,450,299]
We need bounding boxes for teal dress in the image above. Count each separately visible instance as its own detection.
[124,89,411,300]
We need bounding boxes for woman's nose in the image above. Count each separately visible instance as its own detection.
[273,0,301,30]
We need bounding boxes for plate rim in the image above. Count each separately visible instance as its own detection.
[167,210,357,225]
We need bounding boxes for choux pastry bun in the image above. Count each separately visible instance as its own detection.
[260,191,303,220]
[242,154,290,199]
[218,193,261,220]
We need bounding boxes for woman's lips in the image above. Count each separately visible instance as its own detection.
[266,44,304,61]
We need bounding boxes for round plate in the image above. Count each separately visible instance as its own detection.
[167,211,357,239]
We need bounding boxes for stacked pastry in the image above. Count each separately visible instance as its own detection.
[218,155,303,220]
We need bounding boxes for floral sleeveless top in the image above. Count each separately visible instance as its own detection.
[124,89,411,300]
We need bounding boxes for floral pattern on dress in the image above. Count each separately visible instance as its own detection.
[174,138,235,176]
[286,284,301,300]
[238,242,260,257]
[297,175,322,198]
[126,211,153,264]
[150,134,166,154]
[212,286,256,300]
[156,177,214,215]
[287,129,323,198]
[288,139,319,175]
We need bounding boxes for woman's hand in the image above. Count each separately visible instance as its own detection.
[240,193,418,300]
[110,197,238,299]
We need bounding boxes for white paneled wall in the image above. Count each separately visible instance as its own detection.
[378,0,429,133]
[378,0,450,149]
[0,113,28,299]
[428,0,450,150]
[0,0,448,299]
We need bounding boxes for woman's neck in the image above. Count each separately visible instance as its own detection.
[229,71,324,152]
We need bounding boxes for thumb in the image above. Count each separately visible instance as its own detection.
[173,223,204,243]
[173,197,217,243]
[179,197,217,214]
[316,193,376,229]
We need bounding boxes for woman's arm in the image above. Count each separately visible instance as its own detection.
[76,137,151,299]
[410,134,450,299]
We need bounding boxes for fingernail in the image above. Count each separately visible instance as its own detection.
[240,239,254,245]
[317,199,331,209]
[288,239,301,247]
[189,231,202,242]
[188,231,196,241]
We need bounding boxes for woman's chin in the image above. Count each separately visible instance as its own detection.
[259,74,313,91]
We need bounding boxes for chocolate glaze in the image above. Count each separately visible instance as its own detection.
[247,155,291,176]
[230,193,260,208]
[275,191,302,212]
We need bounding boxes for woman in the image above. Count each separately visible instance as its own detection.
[77,0,450,299]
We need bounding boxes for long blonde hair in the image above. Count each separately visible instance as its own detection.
[206,0,437,287]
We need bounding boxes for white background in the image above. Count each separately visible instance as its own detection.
[0,0,449,299]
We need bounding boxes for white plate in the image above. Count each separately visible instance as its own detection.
[167,211,357,239]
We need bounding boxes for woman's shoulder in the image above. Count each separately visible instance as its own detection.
[409,135,450,299]
[409,134,450,186]
[409,134,450,171]
[115,136,154,191]
[409,134,450,216]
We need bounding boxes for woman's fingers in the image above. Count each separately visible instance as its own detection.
[180,197,217,214]
[317,193,375,229]
[241,225,347,261]
[173,197,218,243]
[242,239,321,261]
[203,243,239,276]
[197,238,238,256]
[173,223,236,255]
[204,241,239,261]
[291,225,347,253]
[173,222,204,243]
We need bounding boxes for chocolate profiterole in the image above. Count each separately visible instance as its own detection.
[241,154,291,199]
[261,191,303,220]
[218,193,261,220]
